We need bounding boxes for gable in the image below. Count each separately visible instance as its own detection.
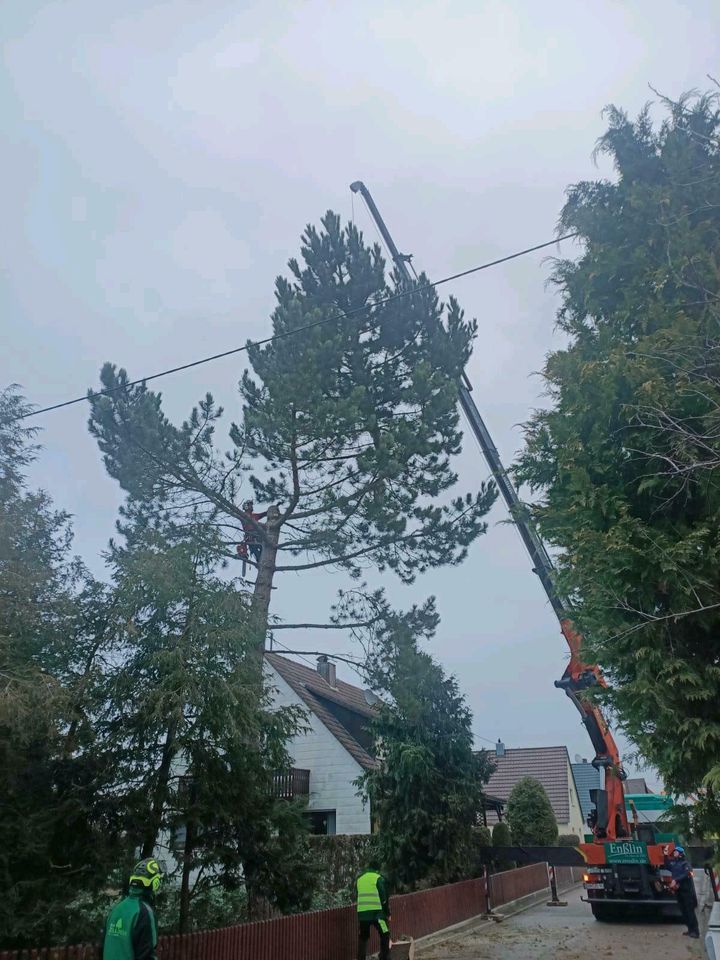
[485,746,574,824]
[265,653,378,771]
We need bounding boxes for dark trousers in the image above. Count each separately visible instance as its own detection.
[676,880,699,935]
[247,542,261,564]
[357,917,390,960]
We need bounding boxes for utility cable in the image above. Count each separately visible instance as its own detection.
[12,232,577,422]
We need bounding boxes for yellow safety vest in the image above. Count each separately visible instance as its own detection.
[356,871,383,913]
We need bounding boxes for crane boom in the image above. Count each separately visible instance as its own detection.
[350,180,629,841]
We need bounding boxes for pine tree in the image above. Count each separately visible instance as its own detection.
[505,778,558,846]
[87,213,496,652]
[515,90,720,796]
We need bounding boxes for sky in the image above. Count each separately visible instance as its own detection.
[3,0,719,787]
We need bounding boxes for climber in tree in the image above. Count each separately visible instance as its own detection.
[237,499,267,567]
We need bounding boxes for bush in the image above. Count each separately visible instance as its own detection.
[506,777,558,845]
[468,826,493,878]
[557,834,581,847]
[474,826,492,846]
[492,822,512,846]
[491,821,515,871]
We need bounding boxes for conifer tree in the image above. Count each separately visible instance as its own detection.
[357,603,495,889]
[0,388,119,947]
[99,507,311,928]
[516,91,720,796]
[88,213,496,651]
[506,778,558,846]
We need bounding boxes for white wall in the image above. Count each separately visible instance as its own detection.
[267,663,371,835]
[564,760,587,838]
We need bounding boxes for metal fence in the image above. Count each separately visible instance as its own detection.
[1,863,582,960]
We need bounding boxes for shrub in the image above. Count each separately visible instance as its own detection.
[557,834,581,847]
[492,821,512,847]
[506,777,558,845]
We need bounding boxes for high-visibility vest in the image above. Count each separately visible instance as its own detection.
[356,871,383,912]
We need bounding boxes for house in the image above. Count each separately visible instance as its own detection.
[484,743,586,838]
[624,777,651,794]
[571,758,601,825]
[265,652,377,835]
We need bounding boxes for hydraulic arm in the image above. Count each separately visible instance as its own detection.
[350,180,629,841]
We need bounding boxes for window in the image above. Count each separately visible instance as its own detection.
[304,810,336,835]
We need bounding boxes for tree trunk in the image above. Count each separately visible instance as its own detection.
[178,782,198,934]
[250,504,281,654]
[141,715,179,858]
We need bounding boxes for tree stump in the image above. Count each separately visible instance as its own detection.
[390,937,415,959]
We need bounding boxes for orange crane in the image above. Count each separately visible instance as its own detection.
[350,181,692,919]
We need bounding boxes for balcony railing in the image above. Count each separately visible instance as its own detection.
[273,767,310,799]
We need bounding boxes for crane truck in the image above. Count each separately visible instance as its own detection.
[350,180,707,920]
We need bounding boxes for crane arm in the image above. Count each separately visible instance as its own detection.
[350,180,629,841]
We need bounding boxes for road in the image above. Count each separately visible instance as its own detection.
[418,886,705,960]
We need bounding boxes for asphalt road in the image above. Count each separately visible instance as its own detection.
[418,886,705,960]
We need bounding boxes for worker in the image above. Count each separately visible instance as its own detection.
[663,844,699,939]
[101,857,162,960]
[238,499,267,565]
[356,861,391,960]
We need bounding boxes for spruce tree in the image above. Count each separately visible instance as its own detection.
[0,388,119,947]
[99,506,311,928]
[357,603,495,889]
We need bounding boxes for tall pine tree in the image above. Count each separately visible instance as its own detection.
[88,213,496,651]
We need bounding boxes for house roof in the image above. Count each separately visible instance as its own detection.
[485,746,576,825]
[624,777,651,795]
[571,761,601,822]
[265,652,378,771]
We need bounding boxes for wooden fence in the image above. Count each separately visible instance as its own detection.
[2,863,583,960]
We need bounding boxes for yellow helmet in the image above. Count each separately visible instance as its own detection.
[129,857,163,893]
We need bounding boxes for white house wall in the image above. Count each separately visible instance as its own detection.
[564,759,587,838]
[267,663,371,835]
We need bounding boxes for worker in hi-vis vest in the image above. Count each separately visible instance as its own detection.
[356,863,391,960]
[101,858,162,960]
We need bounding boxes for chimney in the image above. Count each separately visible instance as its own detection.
[495,738,506,758]
[317,655,337,688]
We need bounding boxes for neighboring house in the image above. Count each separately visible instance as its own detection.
[571,758,601,825]
[265,652,378,835]
[624,777,651,794]
[483,743,586,838]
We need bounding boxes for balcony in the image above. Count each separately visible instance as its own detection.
[273,767,310,800]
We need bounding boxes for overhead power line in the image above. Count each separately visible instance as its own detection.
[12,232,577,423]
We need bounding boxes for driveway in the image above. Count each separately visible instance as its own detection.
[417,885,706,959]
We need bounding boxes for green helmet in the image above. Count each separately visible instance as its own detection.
[129,857,163,893]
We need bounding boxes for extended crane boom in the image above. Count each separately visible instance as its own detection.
[351,180,630,842]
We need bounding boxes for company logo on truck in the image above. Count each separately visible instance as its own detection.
[606,841,649,864]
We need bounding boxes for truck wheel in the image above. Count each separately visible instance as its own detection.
[591,904,622,922]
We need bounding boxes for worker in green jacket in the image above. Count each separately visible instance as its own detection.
[102,858,163,960]
[356,863,391,960]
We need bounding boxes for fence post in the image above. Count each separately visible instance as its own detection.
[546,864,568,907]
[483,865,493,916]
[706,866,720,902]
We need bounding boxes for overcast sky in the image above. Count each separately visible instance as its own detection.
[3,0,718,786]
